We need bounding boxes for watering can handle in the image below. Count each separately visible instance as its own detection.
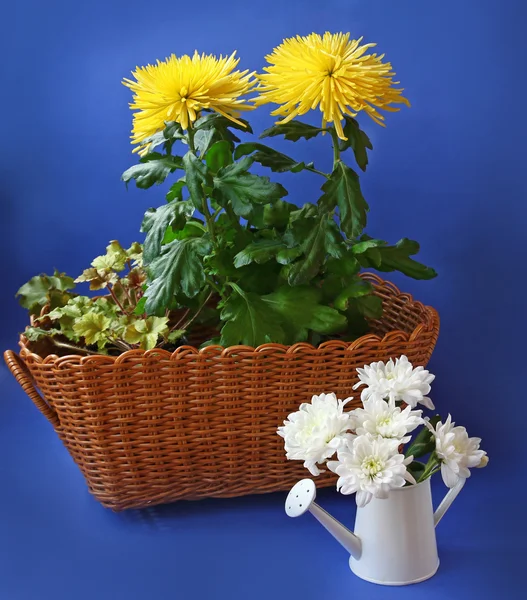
[434,478,465,527]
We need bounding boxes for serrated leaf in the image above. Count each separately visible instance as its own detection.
[24,326,56,342]
[260,120,325,142]
[276,247,303,265]
[287,214,344,285]
[233,239,286,268]
[166,180,186,202]
[263,200,295,229]
[16,272,75,315]
[219,283,285,346]
[123,316,169,350]
[262,286,346,341]
[234,142,309,173]
[183,152,210,210]
[339,116,372,172]
[141,201,195,264]
[358,238,437,280]
[212,157,288,217]
[334,279,374,311]
[91,240,128,272]
[144,237,211,314]
[205,140,233,172]
[193,112,253,134]
[73,312,112,347]
[121,155,183,189]
[320,161,369,238]
[351,239,386,254]
[163,121,186,140]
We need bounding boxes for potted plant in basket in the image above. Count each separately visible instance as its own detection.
[5,32,440,511]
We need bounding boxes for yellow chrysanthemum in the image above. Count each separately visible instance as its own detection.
[256,32,410,140]
[123,51,256,153]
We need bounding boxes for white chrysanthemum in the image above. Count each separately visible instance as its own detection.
[426,415,487,488]
[353,355,435,409]
[277,393,354,476]
[352,397,423,443]
[328,435,415,507]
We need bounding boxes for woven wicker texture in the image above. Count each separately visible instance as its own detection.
[4,274,439,510]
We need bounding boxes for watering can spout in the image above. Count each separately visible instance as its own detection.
[285,479,362,560]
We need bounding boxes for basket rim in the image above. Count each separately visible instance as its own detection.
[15,272,439,366]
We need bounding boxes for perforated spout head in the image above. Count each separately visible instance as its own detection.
[285,479,317,517]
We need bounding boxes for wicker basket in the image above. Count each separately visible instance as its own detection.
[4,273,439,511]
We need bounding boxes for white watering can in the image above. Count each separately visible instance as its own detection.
[285,477,465,586]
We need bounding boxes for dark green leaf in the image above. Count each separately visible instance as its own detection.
[205,140,233,172]
[164,121,186,140]
[260,120,325,142]
[212,157,288,217]
[234,142,310,173]
[219,283,285,346]
[339,116,373,172]
[166,180,186,202]
[320,161,369,238]
[405,416,441,458]
[406,461,426,479]
[121,155,183,189]
[262,286,346,341]
[233,239,286,268]
[133,296,147,315]
[193,113,253,134]
[193,128,216,156]
[263,200,295,229]
[144,237,211,314]
[352,238,386,254]
[334,279,374,311]
[358,238,438,280]
[355,294,383,319]
[183,152,210,210]
[141,201,195,264]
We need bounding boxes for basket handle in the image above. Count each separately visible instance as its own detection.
[3,350,60,429]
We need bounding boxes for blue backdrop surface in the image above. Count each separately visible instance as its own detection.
[1,1,526,598]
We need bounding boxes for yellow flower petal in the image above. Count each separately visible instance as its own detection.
[255,32,410,139]
[123,51,257,152]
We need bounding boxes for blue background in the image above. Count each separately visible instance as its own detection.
[1,1,525,598]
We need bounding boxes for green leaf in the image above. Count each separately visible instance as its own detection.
[334,279,374,311]
[339,116,373,172]
[219,283,285,346]
[166,180,186,202]
[405,416,441,458]
[141,201,195,264]
[183,152,210,210]
[233,239,286,268]
[287,214,343,285]
[262,200,295,229]
[121,155,183,189]
[406,461,426,479]
[351,238,386,254]
[260,120,325,142]
[234,142,310,173]
[193,113,253,134]
[123,316,169,350]
[212,157,288,218]
[144,237,211,314]
[320,161,369,238]
[91,240,129,272]
[163,121,186,141]
[358,238,438,280]
[133,296,147,315]
[262,286,346,341]
[24,326,57,342]
[16,271,75,315]
[205,140,233,172]
[73,312,112,348]
[355,294,384,319]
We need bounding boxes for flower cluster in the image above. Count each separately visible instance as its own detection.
[278,356,487,506]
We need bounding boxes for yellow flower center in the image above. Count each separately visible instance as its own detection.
[362,456,384,477]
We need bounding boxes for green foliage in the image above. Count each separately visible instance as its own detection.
[405,416,442,458]
[16,270,75,316]
[18,110,437,356]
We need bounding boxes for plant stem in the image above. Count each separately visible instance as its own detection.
[187,125,196,154]
[52,340,102,356]
[417,452,441,483]
[305,165,330,179]
[329,126,341,170]
[181,291,214,331]
[108,284,130,316]
[206,277,223,296]
[224,204,244,234]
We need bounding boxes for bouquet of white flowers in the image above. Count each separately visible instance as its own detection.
[278,356,488,507]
